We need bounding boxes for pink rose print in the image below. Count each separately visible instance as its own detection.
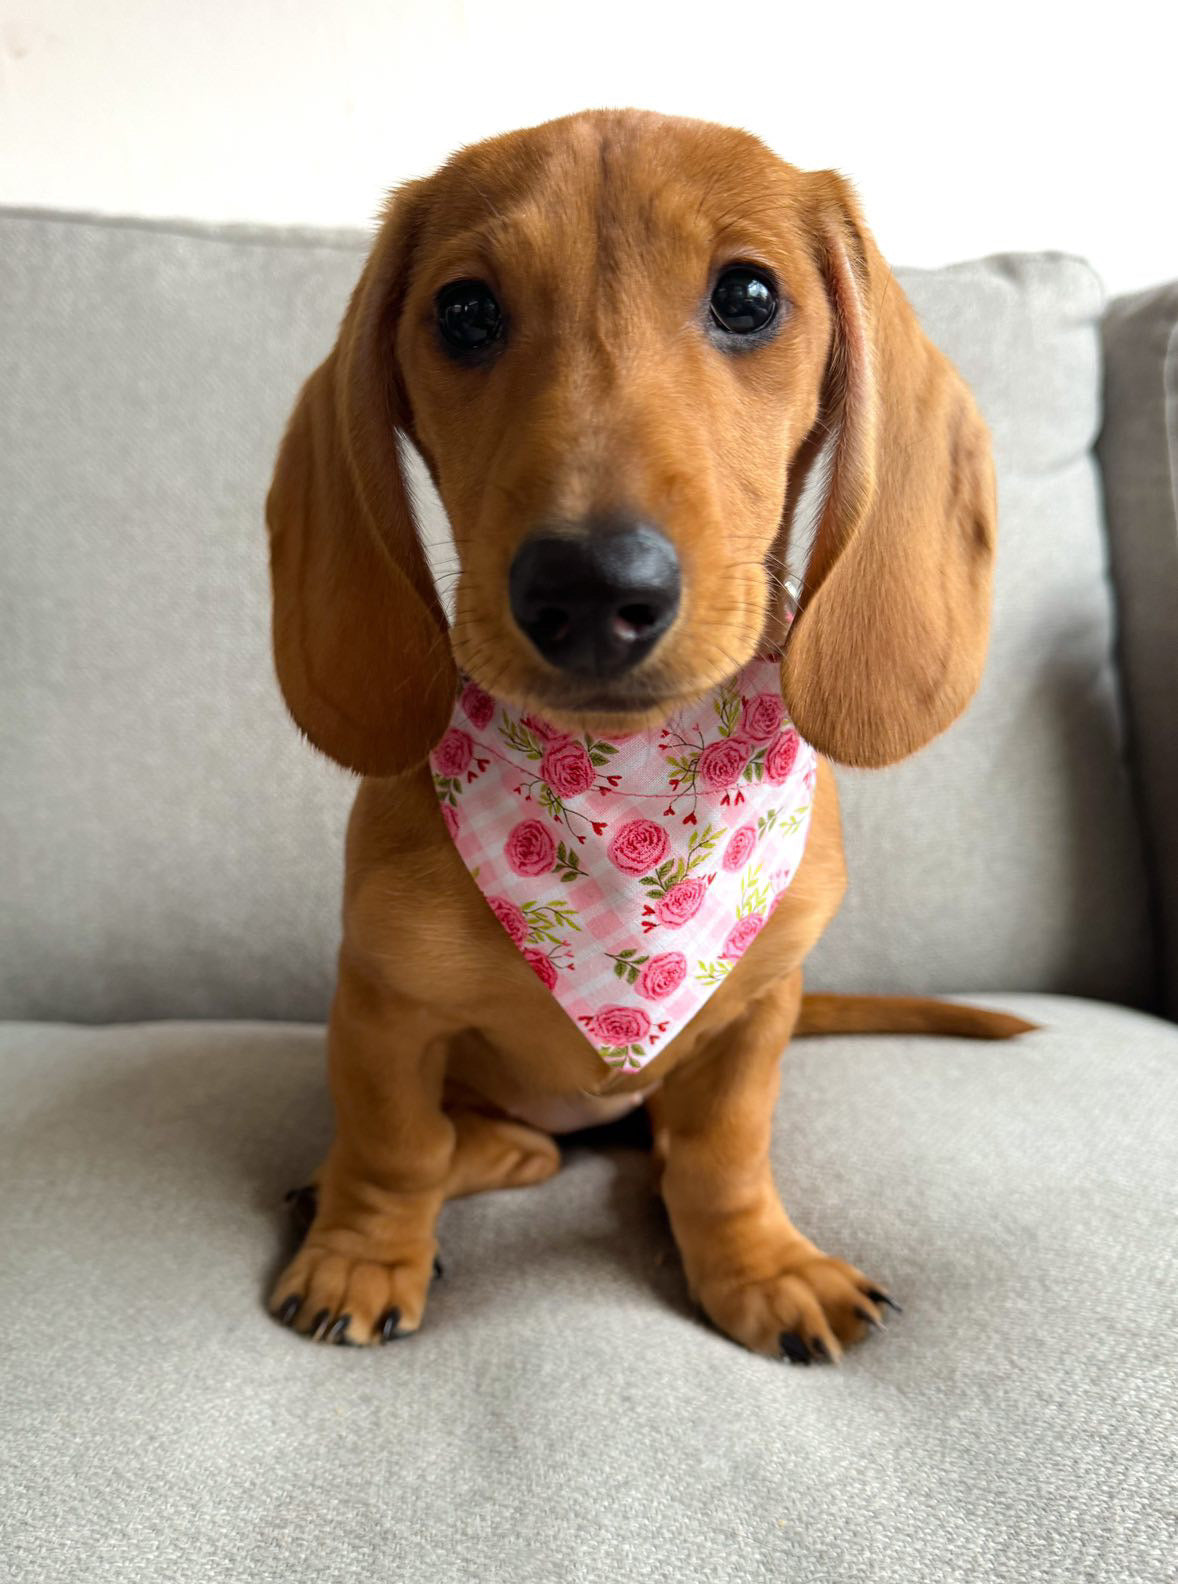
[505,818,557,877]
[637,951,687,1001]
[460,682,494,730]
[432,728,473,778]
[741,692,785,743]
[697,737,750,791]
[720,913,764,960]
[541,738,595,798]
[487,895,528,946]
[590,1005,652,1045]
[440,803,460,840]
[764,729,800,786]
[607,818,670,876]
[655,877,708,928]
[722,824,757,872]
[524,948,557,990]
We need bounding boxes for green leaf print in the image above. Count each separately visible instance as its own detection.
[520,898,582,946]
[537,784,566,823]
[638,826,723,899]
[554,841,587,883]
[695,960,733,986]
[432,773,461,808]
[776,808,808,837]
[736,863,771,920]
[600,1044,645,1072]
[741,747,767,783]
[712,684,741,739]
[499,715,545,760]
[607,949,649,986]
[684,825,722,871]
[666,752,700,779]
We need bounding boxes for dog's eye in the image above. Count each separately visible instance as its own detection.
[436,280,503,353]
[710,267,778,335]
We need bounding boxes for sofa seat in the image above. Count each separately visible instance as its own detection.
[3,994,1173,1584]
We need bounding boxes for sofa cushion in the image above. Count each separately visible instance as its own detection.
[1099,283,1178,1016]
[1,213,363,1022]
[0,212,1153,1019]
[1,995,1173,1583]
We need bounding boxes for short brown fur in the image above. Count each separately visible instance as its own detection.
[265,110,1016,1359]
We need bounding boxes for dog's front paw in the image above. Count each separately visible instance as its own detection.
[270,1236,438,1346]
[697,1252,898,1363]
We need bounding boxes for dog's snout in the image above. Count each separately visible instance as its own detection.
[508,520,681,677]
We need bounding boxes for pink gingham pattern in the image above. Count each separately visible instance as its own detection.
[431,654,817,1073]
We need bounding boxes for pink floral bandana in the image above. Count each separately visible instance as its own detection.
[430,655,817,1074]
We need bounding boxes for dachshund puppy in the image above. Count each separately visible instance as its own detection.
[265,109,1012,1361]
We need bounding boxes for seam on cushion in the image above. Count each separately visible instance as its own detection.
[1097,302,1178,1013]
[1166,320,1178,549]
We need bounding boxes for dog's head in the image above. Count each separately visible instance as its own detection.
[266,109,995,777]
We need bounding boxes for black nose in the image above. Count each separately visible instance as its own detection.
[508,520,681,677]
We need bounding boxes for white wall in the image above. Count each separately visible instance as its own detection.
[2,0,1174,297]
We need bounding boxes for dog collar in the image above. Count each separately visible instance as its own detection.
[431,653,817,1073]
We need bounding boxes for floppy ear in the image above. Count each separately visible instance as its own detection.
[265,192,455,777]
[780,173,996,768]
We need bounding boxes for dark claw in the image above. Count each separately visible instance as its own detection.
[379,1307,403,1343]
[309,1307,331,1340]
[810,1337,831,1363]
[854,1305,885,1333]
[866,1288,902,1314]
[433,1255,445,1279]
[325,1314,351,1345]
[779,1331,812,1366]
[276,1295,301,1327]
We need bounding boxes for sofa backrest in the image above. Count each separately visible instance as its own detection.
[0,212,1154,1021]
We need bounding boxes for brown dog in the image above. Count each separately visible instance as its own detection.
[265,109,1023,1361]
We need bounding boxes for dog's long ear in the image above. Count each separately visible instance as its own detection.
[265,187,455,776]
[780,173,996,768]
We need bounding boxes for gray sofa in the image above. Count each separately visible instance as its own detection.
[2,210,1176,1584]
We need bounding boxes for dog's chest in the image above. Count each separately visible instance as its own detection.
[502,1085,657,1135]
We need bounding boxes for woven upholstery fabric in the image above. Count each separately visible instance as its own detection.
[1,995,1174,1583]
[0,213,1154,1018]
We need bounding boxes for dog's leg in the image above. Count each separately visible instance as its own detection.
[285,1110,557,1215]
[649,971,893,1363]
[269,963,460,1346]
[443,1109,560,1199]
